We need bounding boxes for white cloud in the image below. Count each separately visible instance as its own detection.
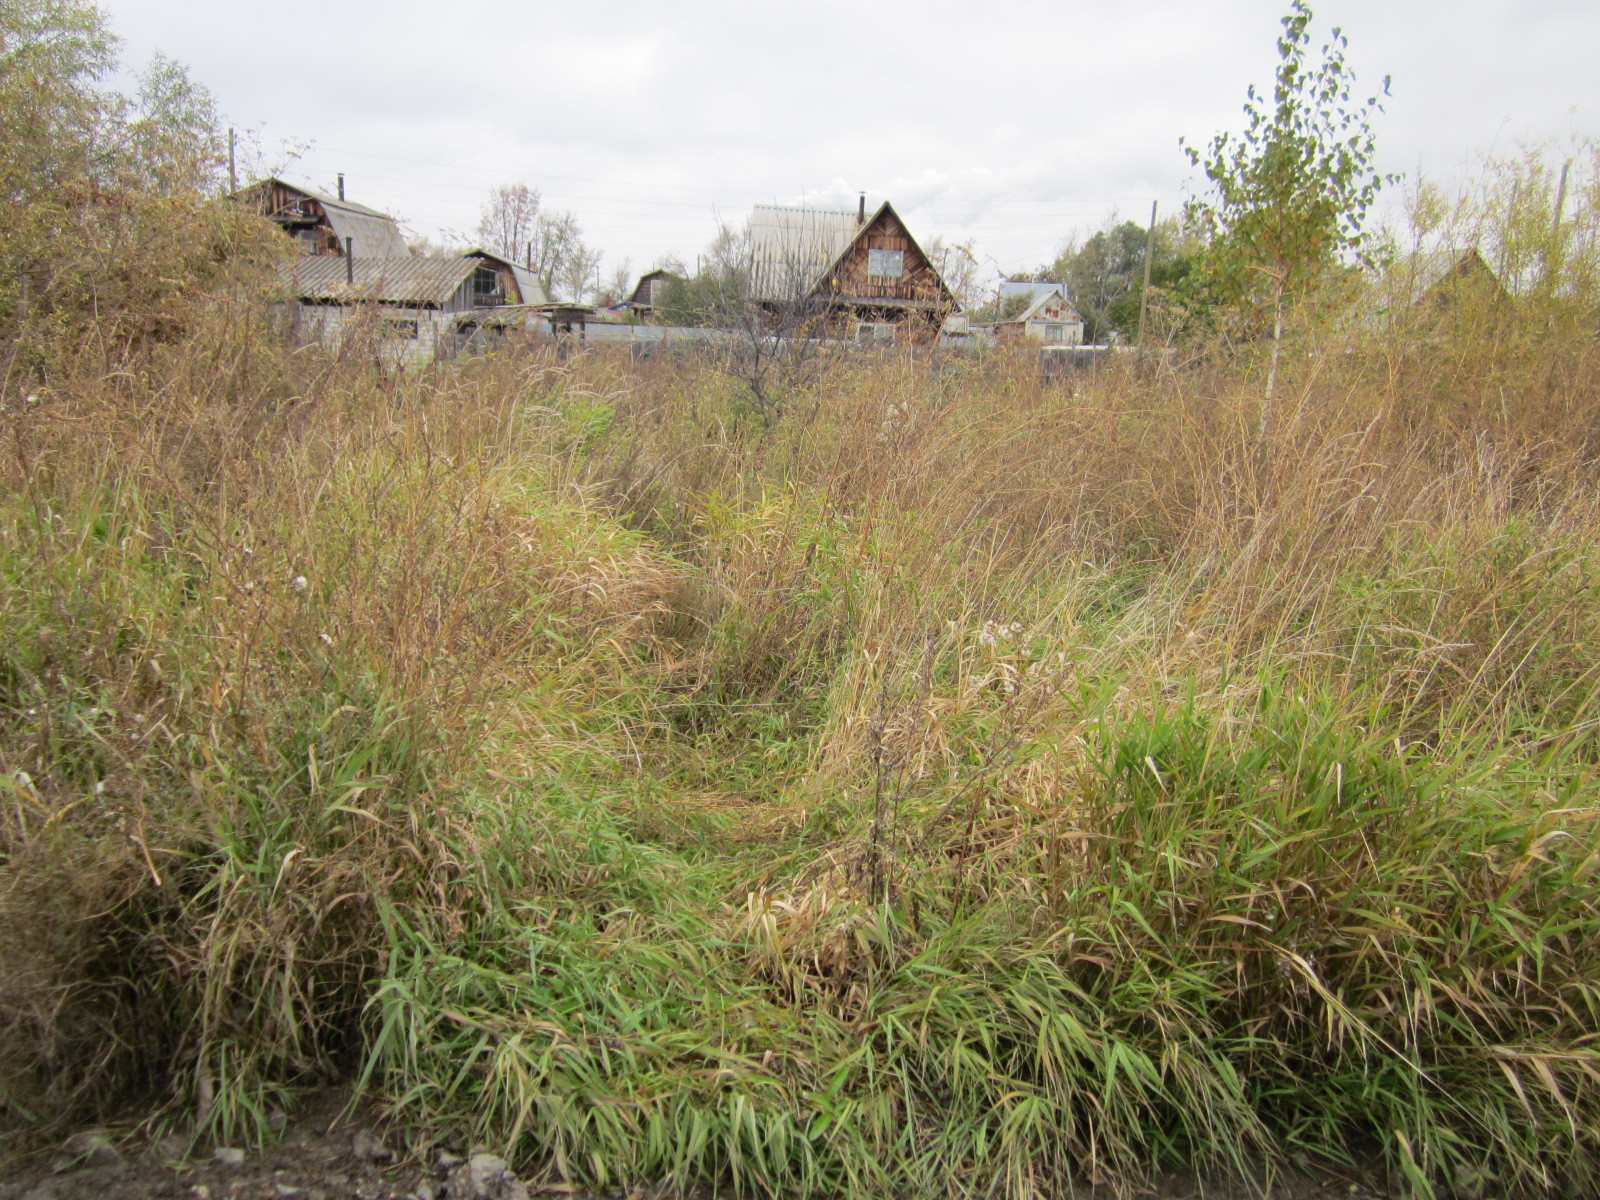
[104,0,1598,279]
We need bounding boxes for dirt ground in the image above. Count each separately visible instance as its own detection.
[0,1089,1401,1200]
[0,1091,439,1200]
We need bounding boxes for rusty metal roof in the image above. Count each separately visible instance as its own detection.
[281,255,477,307]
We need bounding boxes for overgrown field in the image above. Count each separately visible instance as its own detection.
[5,237,1600,1197]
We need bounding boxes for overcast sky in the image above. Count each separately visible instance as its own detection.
[101,0,1595,287]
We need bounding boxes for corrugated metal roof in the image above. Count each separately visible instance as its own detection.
[281,255,476,307]
[511,265,548,306]
[313,193,393,220]
[458,247,549,305]
[320,202,411,258]
[748,205,862,301]
[746,201,955,311]
[1000,280,1068,305]
[236,178,412,258]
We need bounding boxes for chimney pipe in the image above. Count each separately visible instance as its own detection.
[337,173,346,201]
[857,192,866,225]
[345,236,354,285]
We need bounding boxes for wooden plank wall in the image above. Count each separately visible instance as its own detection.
[825,210,947,304]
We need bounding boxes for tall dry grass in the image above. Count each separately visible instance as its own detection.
[2,147,1600,1197]
[0,309,689,1144]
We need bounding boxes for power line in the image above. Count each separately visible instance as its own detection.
[298,144,1190,209]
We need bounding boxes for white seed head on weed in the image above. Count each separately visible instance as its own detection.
[290,575,308,592]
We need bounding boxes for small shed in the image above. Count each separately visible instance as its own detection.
[626,269,682,316]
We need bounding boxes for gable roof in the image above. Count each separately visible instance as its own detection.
[748,200,953,308]
[238,177,411,259]
[281,255,476,307]
[1404,247,1506,305]
[1009,288,1083,326]
[1000,280,1068,306]
[459,247,549,305]
[627,268,681,307]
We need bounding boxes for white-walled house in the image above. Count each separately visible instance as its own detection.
[996,285,1085,346]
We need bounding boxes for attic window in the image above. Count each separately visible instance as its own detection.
[867,248,904,280]
[472,264,505,306]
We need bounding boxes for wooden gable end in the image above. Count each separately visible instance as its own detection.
[1418,249,1510,312]
[822,208,950,308]
[239,180,340,255]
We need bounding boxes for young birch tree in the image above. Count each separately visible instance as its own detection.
[1183,0,1395,426]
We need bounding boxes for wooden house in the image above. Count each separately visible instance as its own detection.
[233,177,410,258]
[1361,247,1511,341]
[240,178,561,361]
[1408,248,1509,312]
[626,268,682,317]
[460,248,549,307]
[747,198,955,340]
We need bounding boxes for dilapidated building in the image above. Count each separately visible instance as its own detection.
[234,177,549,362]
[234,177,411,259]
[459,248,550,308]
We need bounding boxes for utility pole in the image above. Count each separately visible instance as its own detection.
[1549,159,1572,285]
[1136,199,1157,347]
[227,127,236,194]
[1552,159,1571,240]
